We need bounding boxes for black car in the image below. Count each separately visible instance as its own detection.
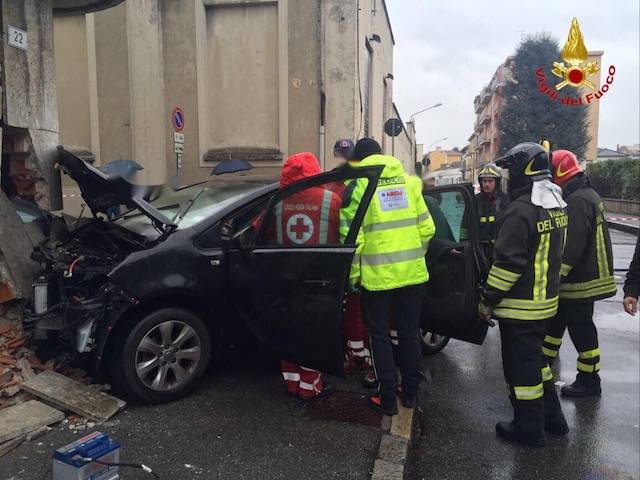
[27,148,488,403]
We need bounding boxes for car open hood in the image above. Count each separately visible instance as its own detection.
[56,146,176,232]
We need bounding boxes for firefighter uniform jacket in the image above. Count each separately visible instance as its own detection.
[485,189,568,321]
[558,175,617,302]
[475,191,510,246]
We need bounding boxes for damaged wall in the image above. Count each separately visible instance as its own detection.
[1,0,61,304]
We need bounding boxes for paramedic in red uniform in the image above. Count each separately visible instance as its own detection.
[276,152,341,400]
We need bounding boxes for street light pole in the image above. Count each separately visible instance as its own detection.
[409,102,443,164]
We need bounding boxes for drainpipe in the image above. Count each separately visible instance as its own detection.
[319,0,326,170]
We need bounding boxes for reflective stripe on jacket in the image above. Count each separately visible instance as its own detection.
[559,175,617,302]
[486,188,567,321]
[343,154,435,291]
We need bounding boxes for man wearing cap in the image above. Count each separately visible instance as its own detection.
[344,138,435,415]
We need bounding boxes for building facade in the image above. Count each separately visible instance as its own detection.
[425,148,462,172]
[53,0,417,189]
[465,52,603,182]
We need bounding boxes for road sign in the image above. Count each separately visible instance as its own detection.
[384,118,403,137]
[172,107,185,132]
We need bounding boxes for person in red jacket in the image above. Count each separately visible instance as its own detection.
[275,152,340,400]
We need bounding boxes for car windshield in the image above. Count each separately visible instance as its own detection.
[116,178,274,230]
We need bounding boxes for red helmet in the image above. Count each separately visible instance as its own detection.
[551,150,583,187]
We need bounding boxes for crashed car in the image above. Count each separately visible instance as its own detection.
[26,148,488,403]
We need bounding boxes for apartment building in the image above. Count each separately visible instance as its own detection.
[465,52,603,182]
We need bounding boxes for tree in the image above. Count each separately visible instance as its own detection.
[587,159,640,200]
[498,34,590,158]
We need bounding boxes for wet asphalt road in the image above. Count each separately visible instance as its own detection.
[1,231,638,480]
[407,230,640,480]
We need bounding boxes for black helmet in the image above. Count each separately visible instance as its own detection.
[496,142,551,197]
[333,139,354,160]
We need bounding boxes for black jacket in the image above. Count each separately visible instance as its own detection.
[475,191,510,246]
[559,175,616,302]
[624,235,640,299]
[485,186,567,321]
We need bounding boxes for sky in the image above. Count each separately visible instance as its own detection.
[385,0,640,152]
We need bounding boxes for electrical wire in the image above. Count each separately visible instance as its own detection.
[80,457,161,479]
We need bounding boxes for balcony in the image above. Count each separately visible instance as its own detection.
[478,112,491,126]
[478,133,491,146]
[480,87,491,105]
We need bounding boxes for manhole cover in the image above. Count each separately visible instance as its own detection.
[305,391,382,427]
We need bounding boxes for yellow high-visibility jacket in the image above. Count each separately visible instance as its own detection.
[341,154,435,291]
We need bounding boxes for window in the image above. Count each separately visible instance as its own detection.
[425,190,468,242]
[258,178,369,247]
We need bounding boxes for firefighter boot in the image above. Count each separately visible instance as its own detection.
[543,382,569,436]
[369,395,398,416]
[495,421,545,447]
[561,373,601,397]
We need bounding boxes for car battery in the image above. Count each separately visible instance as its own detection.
[52,432,120,480]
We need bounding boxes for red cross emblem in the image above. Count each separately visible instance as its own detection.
[286,214,314,244]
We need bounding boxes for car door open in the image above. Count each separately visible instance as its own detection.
[224,165,382,376]
[421,184,489,345]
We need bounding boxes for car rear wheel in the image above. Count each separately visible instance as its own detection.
[113,308,211,403]
[420,329,450,356]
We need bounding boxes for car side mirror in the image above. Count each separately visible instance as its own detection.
[229,224,256,251]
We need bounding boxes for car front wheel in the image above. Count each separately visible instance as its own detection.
[113,308,211,404]
[420,329,450,356]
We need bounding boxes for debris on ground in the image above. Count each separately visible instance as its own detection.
[0,400,65,457]
[23,371,126,422]
[0,304,126,455]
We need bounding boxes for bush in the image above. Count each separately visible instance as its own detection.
[587,159,640,200]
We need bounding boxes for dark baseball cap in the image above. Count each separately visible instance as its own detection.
[334,139,355,159]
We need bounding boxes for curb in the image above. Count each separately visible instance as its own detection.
[372,399,415,480]
[607,220,640,236]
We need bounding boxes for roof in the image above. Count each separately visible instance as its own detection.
[597,148,625,157]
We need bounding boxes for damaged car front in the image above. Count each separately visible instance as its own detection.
[25,147,278,403]
[26,147,173,366]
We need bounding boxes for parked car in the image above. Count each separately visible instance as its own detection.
[26,148,488,403]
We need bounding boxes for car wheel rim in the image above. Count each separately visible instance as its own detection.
[135,320,202,392]
[421,329,445,347]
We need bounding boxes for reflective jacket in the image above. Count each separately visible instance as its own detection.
[559,175,616,302]
[343,155,435,291]
[485,187,568,321]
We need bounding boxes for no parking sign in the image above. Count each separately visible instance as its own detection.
[172,107,185,132]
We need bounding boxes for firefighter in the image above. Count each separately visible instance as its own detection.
[543,150,617,397]
[476,163,510,261]
[275,152,341,400]
[479,142,569,447]
[345,138,435,415]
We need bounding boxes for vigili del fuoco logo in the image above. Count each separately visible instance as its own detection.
[536,18,616,106]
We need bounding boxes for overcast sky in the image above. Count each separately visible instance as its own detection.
[386,0,640,152]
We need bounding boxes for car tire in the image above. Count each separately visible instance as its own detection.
[420,329,450,356]
[112,308,211,404]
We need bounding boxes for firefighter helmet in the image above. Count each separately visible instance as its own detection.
[551,149,583,188]
[496,142,551,197]
[478,163,501,180]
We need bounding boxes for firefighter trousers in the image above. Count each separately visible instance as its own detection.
[543,301,600,376]
[361,284,424,405]
[499,319,564,433]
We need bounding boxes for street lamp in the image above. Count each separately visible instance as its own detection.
[428,137,448,150]
[410,102,443,164]
[410,102,443,123]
